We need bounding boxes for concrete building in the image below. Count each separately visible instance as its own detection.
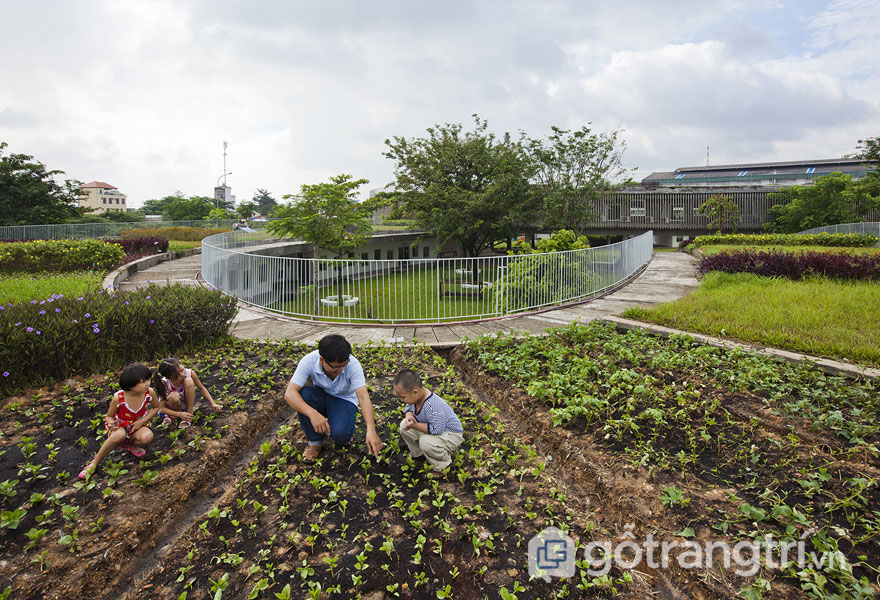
[641,158,874,188]
[79,181,127,214]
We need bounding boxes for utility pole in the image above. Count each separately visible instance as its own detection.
[223,141,229,187]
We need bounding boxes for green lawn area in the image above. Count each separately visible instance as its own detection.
[622,271,880,367]
[0,271,103,304]
[271,262,620,323]
[168,240,202,253]
[694,244,880,256]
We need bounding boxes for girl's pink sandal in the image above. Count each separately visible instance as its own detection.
[78,465,95,480]
[126,446,146,458]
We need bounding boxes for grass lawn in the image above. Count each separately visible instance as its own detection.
[168,240,201,253]
[0,271,103,304]
[694,244,880,256]
[622,271,880,367]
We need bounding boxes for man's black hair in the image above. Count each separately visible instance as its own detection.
[119,363,153,391]
[318,334,351,364]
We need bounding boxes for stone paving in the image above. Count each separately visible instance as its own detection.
[120,251,701,347]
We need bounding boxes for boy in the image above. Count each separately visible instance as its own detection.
[285,334,383,463]
[394,368,464,472]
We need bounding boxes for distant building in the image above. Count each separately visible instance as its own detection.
[214,185,236,208]
[641,158,874,188]
[79,181,127,213]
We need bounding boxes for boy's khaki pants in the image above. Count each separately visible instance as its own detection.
[399,421,463,471]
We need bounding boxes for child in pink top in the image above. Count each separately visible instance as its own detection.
[154,357,221,428]
[79,363,159,479]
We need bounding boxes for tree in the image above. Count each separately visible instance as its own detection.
[236,201,257,220]
[252,188,277,215]
[267,174,372,309]
[0,141,84,225]
[764,172,878,233]
[699,194,741,233]
[524,125,627,233]
[160,195,215,221]
[384,115,533,258]
[206,207,235,220]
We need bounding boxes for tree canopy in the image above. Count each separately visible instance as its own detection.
[252,188,277,216]
[524,125,627,233]
[0,141,84,226]
[699,194,741,233]
[267,174,372,258]
[765,172,879,233]
[142,194,216,222]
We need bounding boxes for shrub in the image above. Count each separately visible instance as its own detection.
[104,236,169,255]
[0,239,124,273]
[0,283,238,396]
[120,227,229,242]
[697,250,880,281]
[691,232,878,247]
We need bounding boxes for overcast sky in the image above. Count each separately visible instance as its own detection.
[2,0,878,208]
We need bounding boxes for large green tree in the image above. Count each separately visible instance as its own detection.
[699,194,741,233]
[384,116,533,258]
[267,174,372,308]
[524,125,627,233]
[0,141,84,225]
[252,188,277,215]
[159,195,216,221]
[765,172,879,233]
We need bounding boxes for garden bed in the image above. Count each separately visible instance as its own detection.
[1,325,878,599]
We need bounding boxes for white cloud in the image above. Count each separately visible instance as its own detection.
[1,0,878,205]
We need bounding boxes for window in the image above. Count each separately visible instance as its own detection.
[737,170,748,176]
[361,252,368,261]
[423,246,430,258]
[674,173,685,180]
[806,167,815,174]
[398,247,410,259]
[374,249,381,261]
[630,201,646,217]
[387,249,394,260]
[672,205,684,221]
[102,198,107,204]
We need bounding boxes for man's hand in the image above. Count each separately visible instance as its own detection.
[365,429,383,457]
[310,412,330,435]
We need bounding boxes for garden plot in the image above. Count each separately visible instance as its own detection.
[2,340,642,600]
[457,322,879,600]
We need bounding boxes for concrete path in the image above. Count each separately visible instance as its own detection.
[119,251,700,347]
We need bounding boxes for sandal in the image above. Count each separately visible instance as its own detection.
[78,465,95,480]
[126,446,146,458]
[301,444,322,464]
[162,416,173,427]
[179,420,191,429]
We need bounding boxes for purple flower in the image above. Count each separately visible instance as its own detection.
[146,296,150,300]
[124,301,129,305]
[39,310,45,315]
[73,319,78,324]
[77,297,84,301]
[14,322,21,326]
[2,372,8,377]
[85,313,90,318]
[26,327,33,333]
[39,300,45,305]
[93,328,100,333]
[35,330,40,335]
[55,308,61,313]
[30,300,37,304]
[0,305,4,310]
[149,319,154,324]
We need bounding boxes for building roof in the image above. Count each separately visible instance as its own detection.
[641,158,876,186]
[81,181,118,189]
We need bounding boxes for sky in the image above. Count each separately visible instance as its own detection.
[1,0,879,209]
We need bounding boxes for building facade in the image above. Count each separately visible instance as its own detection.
[79,181,127,214]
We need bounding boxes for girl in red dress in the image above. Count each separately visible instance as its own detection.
[79,363,160,479]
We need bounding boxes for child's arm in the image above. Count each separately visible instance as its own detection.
[133,389,161,433]
[191,369,221,410]
[105,397,120,430]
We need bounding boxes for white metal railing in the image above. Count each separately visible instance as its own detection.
[0,219,246,241]
[202,231,654,324]
[797,222,880,246]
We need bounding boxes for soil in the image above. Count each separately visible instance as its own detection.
[0,333,877,600]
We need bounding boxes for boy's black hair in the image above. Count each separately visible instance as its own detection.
[318,334,351,364]
[119,363,153,391]
[393,369,422,392]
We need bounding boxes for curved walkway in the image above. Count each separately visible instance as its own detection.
[118,251,700,347]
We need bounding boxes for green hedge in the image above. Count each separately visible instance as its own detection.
[0,239,124,273]
[692,233,878,247]
[120,226,229,242]
[0,284,238,396]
